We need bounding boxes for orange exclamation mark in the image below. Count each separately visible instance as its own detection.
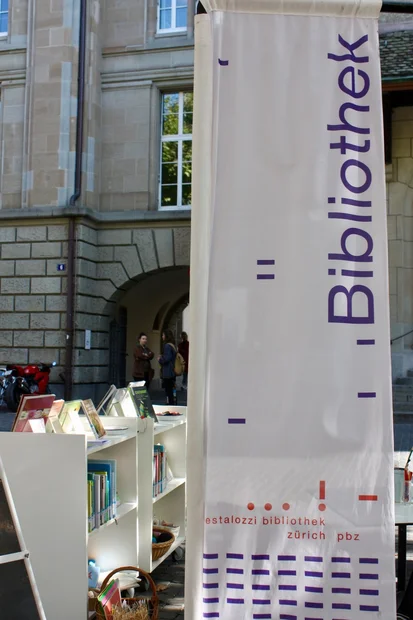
[319,481,326,512]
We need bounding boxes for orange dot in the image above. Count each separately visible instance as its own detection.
[264,503,272,511]
[319,503,326,512]
[282,503,290,511]
[247,503,255,511]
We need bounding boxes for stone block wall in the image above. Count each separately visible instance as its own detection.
[388,106,413,378]
[0,222,69,383]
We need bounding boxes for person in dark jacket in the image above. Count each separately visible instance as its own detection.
[133,332,154,389]
[178,331,189,390]
[158,329,177,405]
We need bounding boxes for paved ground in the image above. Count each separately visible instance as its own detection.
[151,549,185,619]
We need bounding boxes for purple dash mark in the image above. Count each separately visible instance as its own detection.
[227,583,244,590]
[253,585,270,590]
[252,555,270,561]
[360,589,379,596]
[333,603,351,610]
[257,274,275,280]
[203,614,219,618]
[280,600,297,606]
[257,260,275,265]
[203,583,219,589]
[254,615,272,619]
[332,573,351,579]
[227,568,243,574]
[332,587,351,594]
[278,555,296,561]
[359,558,378,564]
[332,557,350,563]
[305,601,323,608]
[358,392,376,398]
[204,554,219,560]
[305,571,323,578]
[357,339,375,345]
[227,598,244,604]
[305,556,323,562]
[328,269,336,275]
[227,553,243,560]
[253,569,270,575]
[279,585,297,591]
[203,568,218,574]
[305,586,323,593]
[328,197,336,203]
[218,58,229,66]
[279,570,296,576]
[253,599,271,605]
[360,606,379,612]
[203,598,219,604]
[280,616,297,620]
[228,418,246,424]
[359,573,379,580]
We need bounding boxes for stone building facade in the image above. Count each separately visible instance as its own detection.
[0,4,411,398]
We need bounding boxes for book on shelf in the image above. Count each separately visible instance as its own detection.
[128,381,158,423]
[12,394,56,432]
[82,399,107,440]
[96,579,121,620]
[45,400,65,433]
[153,444,173,498]
[87,460,117,532]
[58,400,84,434]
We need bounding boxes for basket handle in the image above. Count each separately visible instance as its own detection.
[100,566,158,603]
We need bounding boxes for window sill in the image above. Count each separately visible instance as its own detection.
[156,28,187,36]
[159,206,192,211]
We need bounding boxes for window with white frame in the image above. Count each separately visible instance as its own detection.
[160,92,192,209]
[0,0,8,36]
[158,0,187,33]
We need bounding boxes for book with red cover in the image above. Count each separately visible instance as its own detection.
[96,579,121,620]
[12,395,55,433]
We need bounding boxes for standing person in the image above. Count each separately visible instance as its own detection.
[133,332,154,390]
[158,329,177,405]
[178,331,189,391]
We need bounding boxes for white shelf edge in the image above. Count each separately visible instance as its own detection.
[87,430,136,455]
[154,418,187,436]
[152,535,186,571]
[153,478,185,504]
[88,502,137,537]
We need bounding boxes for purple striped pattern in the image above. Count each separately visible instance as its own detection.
[227,553,243,560]
[227,568,243,574]
[227,598,244,604]
[252,554,270,561]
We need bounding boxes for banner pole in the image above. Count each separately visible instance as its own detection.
[185,13,213,620]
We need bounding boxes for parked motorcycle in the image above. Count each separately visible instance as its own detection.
[4,362,57,412]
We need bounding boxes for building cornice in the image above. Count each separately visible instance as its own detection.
[0,206,191,226]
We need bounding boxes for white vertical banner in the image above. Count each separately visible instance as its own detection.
[187,1,396,619]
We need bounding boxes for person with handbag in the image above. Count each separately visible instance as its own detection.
[133,332,154,390]
[158,329,177,405]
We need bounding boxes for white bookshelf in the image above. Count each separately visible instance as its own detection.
[0,408,187,617]
[0,432,88,620]
[138,406,187,573]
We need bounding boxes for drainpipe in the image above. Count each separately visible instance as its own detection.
[64,218,76,400]
[65,0,87,398]
[70,0,87,207]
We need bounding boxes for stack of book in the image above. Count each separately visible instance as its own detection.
[87,460,117,533]
[153,444,167,498]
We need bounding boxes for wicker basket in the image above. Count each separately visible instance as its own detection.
[152,526,175,562]
[93,566,159,620]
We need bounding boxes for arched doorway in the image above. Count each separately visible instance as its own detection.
[108,267,189,387]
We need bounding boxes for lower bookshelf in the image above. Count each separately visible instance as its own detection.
[0,410,187,618]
